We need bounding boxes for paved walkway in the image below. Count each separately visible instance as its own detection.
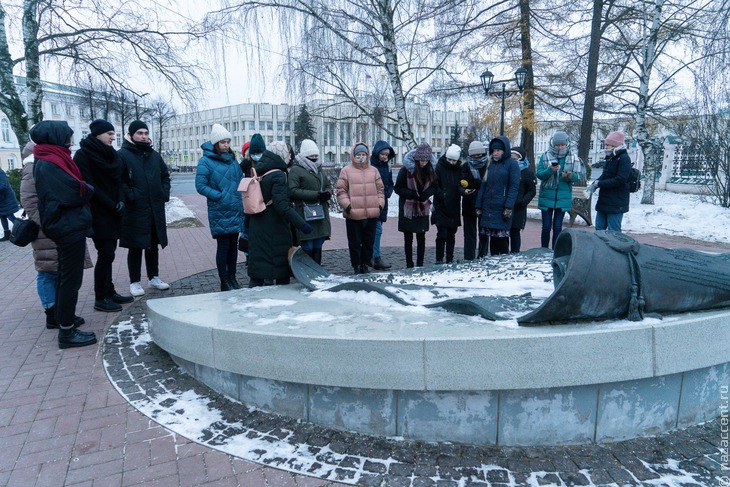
[1,180,729,486]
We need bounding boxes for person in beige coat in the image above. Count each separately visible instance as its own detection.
[20,141,89,329]
[336,142,385,274]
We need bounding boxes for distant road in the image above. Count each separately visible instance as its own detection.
[170,173,196,195]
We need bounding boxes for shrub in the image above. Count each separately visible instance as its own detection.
[6,168,22,207]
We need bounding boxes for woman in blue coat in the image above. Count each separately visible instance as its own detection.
[196,124,245,291]
[0,167,20,241]
[475,136,520,256]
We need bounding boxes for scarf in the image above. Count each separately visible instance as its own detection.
[467,154,489,180]
[79,136,122,178]
[33,144,87,195]
[542,150,584,189]
[124,133,154,153]
[295,153,320,175]
[606,144,628,157]
[403,172,431,219]
[518,159,529,171]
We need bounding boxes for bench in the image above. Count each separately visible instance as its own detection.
[528,185,593,226]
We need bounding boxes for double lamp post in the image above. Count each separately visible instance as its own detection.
[480,66,528,136]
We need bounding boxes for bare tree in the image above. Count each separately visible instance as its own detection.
[212,0,501,148]
[0,0,209,146]
[149,97,176,154]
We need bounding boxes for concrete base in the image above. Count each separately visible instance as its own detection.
[148,284,730,446]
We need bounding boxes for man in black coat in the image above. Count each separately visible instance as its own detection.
[31,121,97,349]
[433,145,462,263]
[74,120,134,312]
[118,120,171,297]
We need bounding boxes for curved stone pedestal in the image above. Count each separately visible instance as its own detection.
[147,284,730,446]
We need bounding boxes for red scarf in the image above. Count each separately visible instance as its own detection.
[33,144,87,195]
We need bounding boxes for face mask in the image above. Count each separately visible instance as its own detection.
[251,154,263,161]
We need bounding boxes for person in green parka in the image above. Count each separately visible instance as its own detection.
[536,131,585,249]
[288,139,332,265]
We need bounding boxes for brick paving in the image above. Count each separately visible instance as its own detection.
[1,177,729,486]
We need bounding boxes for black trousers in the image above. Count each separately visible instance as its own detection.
[55,238,86,326]
[345,218,377,268]
[215,233,239,279]
[490,236,510,256]
[510,228,522,253]
[403,231,426,267]
[435,226,458,263]
[127,225,160,283]
[92,238,118,300]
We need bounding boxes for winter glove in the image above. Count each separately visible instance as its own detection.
[343,205,352,217]
[502,208,513,221]
[317,191,332,202]
[301,223,313,235]
[460,180,469,188]
[418,192,431,202]
[583,181,598,199]
[114,201,125,214]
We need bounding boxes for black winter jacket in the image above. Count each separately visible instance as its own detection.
[118,137,170,249]
[31,122,94,246]
[247,151,307,281]
[370,140,395,222]
[511,166,537,230]
[74,136,124,239]
[433,155,462,228]
[595,148,631,214]
[459,159,486,217]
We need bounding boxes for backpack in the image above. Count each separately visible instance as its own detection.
[238,168,282,215]
[628,167,642,193]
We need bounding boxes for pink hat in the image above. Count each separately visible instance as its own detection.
[605,131,625,147]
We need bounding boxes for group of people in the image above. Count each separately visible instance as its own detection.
[8,119,633,349]
[16,119,170,349]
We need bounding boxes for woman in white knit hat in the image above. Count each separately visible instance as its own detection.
[288,139,332,265]
[195,123,245,291]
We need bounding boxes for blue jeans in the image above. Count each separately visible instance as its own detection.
[301,237,325,252]
[37,271,57,309]
[595,212,624,232]
[373,220,383,258]
[541,209,565,249]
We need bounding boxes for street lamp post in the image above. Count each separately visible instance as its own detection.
[480,67,528,136]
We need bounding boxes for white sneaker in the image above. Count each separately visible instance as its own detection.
[129,282,145,297]
[149,277,170,290]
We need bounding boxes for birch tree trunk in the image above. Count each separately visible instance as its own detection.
[634,0,664,205]
[22,0,42,124]
[0,4,30,146]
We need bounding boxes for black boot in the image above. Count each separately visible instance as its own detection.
[94,298,123,312]
[373,257,391,270]
[353,266,360,275]
[220,277,232,292]
[312,248,322,265]
[228,275,241,289]
[0,230,9,241]
[416,241,425,267]
[359,264,369,274]
[58,326,97,349]
[46,307,85,329]
[477,235,489,258]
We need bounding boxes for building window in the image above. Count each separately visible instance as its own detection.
[259,121,266,130]
[232,122,238,132]
[51,103,59,115]
[8,154,16,170]
[66,105,75,117]
[79,107,87,118]
[323,122,335,146]
[249,121,256,130]
[195,126,199,135]
[285,122,291,131]
[267,121,273,131]
[340,123,351,147]
[356,123,368,142]
[277,122,283,131]
[1,119,9,142]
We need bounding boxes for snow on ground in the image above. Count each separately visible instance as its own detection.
[165,196,196,222]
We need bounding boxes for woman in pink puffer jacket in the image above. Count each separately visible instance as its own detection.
[336,142,385,274]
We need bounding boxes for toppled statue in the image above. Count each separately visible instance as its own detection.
[518,229,730,325]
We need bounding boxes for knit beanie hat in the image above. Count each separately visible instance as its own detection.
[511,147,527,161]
[128,120,148,136]
[209,123,232,146]
[353,143,368,155]
[21,141,36,160]
[551,131,570,146]
[445,144,461,160]
[241,141,250,155]
[249,133,266,154]
[468,140,486,156]
[605,131,626,147]
[414,143,432,161]
[89,119,115,137]
[268,141,289,161]
[299,139,319,158]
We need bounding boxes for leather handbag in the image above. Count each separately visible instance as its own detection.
[9,217,39,247]
[302,203,324,221]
